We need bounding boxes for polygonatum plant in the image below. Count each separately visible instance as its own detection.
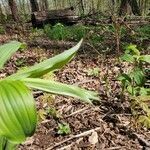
[0,40,99,149]
[118,44,150,128]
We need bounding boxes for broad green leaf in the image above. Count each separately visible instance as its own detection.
[0,41,23,70]
[0,80,37,144]
[139,55,150,63]
[0,136,6,150]
[22,78,99,104]
[127,85,139,96]
[130,68,145,86]
[126,44,140,56]
[0,137,17,150]
[118,74,131,82]
[139,87,150,96]
[121,54,135,62]
[7,39,83,80]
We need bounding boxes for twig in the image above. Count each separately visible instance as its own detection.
[106,146,124,150]
[46,127,101,150]
[64,107,89,118]
[86,43,101,55]
[133,133,150,147]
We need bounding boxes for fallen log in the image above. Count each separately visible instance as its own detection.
[31,7,79,27]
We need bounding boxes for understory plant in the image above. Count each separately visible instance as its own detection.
[0,40,99,149]
[118,44,150,128]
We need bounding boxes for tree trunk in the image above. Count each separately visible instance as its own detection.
[119,0,141,16]
[119,0,128,16]
[8,0,19,21]
[0,4,5,23]
[80,0,84,15]
[43,0,49,11]
[128,0,141,15]
[29,0,39,12]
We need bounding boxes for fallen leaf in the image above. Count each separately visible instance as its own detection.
[88,131,98,145]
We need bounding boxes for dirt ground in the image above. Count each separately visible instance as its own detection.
[0,34,150,150]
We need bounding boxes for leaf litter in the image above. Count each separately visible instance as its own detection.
[0,36,150,150]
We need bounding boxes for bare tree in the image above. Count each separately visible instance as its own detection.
[8,0,19,21]
[29,0,39,12]
[119,0,141,16]
[80,0,84,14]
[43,0,49,11]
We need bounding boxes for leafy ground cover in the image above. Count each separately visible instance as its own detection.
[0,23,149,150]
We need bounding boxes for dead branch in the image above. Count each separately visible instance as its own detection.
[46,127,101,150]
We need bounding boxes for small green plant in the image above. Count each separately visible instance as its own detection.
[135,25,150,40]
[46,107,60,119]
[44,23,70,40]
[14,58,26,67]
[44,24,88,41]
[118,44,150,128]
[0,40,99,149]
[87,67,100,77]
[0,26,5,34]
[70,25,88,41]
[57,123,71,135]
[119,44,149,96]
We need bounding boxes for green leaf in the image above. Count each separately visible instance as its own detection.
[57,123,71,135]
[127,85,139,96]
[121,54,135,62]
[130,68,145,86]
[139,87,149,96]
[0,136,6,150]
[22,78,99,104]
[118,74,131,82]
[139,55,150,63]
[0,80,37,144]
[126,44,140,56]
[7,39,83,80]
[0,41,23,70]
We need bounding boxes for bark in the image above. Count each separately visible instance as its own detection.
[80,0,84,14]
[8,0,19,21]
[43,0,49,11]
[29,0,39,12]
[119,0,141,16]
[128,0,141,15]
[0,4,5,23]
[119,0,129,16]
[31,7,78,27]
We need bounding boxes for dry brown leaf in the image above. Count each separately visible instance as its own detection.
[88,131,98,145]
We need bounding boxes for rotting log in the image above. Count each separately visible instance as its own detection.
[31,7,79,27]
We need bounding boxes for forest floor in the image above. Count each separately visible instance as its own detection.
[0,25,150,150]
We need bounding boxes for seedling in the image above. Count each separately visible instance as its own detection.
[46,107,60,120]
[87,67,100,77]
[57,123,71,135]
